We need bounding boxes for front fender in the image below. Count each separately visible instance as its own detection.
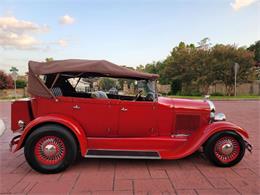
[13,114,88,156]
[165,121,249,159]
[203,121,249,139]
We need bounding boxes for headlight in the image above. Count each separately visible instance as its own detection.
[214,113,226,121]
[210,112,215,119]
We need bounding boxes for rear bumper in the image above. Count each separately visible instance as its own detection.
[9,134,21,152]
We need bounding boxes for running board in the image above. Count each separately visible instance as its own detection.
[85,150,161,159]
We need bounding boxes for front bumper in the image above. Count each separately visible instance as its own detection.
[244,140,253,153]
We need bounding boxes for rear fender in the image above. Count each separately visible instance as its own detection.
[14,114,87,156]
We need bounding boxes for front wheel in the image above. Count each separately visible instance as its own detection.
[24,124,77,173]
[204,131,245,167]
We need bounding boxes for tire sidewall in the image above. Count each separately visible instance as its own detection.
[204,131,245,167]
[24,124,77,173]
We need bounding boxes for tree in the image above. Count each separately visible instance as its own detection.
[162,42,199,94]
[211,44,254,95]
[117,66,136,90]
[9,66,19,98]
[143,62,158,74]
[136,65,145,72]
[99,78,116,91]
[137,39,256,96]
[10,66,19,73]
[197,37,211,50]
[0,71,14,89]
[248,40,260,63]
[45,57,54,62]
[192,49,213,94]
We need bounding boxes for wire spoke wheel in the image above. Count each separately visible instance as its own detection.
[34,136,66,166]
[25,124,77,173]
[214,136,240,163]
[204,131,245,167]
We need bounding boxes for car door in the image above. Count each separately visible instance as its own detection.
[72,97,120,137]
[118,100,157,137]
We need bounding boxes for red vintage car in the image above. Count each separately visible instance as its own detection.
[10,59,252,173]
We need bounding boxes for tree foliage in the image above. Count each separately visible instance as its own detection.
[248,40,260,62]
[45,57,54,62]
[16,80,27,88]
[0,71,14,89]
[10,66,19,73]
[99,78,117,91]
[210,44,254,95]
[139,39,256,95]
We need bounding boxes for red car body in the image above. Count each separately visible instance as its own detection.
[11,96,249,159]
[9,59,251,173]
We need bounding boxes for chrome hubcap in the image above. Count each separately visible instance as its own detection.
[35,136,66,165]
[221,143,233,155]
[43,144,57,157]
[214,136,240,163]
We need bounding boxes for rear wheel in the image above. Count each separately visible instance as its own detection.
[204,131,245,167]
[24,124,77,173]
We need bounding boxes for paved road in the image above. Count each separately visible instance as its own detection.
[0,101,259,194]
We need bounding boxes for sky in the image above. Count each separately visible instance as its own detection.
[0,0,259,74]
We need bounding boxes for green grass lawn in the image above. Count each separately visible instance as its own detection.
[1,95,260,101]
[167,95,260,100]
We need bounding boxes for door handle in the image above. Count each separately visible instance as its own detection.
[121,107,128,112]
[73,105,80,110]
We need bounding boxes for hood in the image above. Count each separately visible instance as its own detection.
[158,97,210,111]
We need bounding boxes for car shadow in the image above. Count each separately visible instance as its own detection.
[72,150,211,172]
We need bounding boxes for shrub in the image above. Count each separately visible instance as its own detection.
[0,71,14,89]
[16,80,27,88]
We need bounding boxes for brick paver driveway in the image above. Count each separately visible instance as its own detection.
[0,101,259,194]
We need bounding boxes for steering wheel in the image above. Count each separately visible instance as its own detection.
[134,90,143,101]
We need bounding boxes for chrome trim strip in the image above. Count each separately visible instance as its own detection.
[87,148,158,152]
[85,149,161,159]
[172,134,190,137]
[85,155,161,159]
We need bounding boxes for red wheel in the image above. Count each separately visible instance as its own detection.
[204,131,245,167]
[24,124,77,173]
[213,136,240,163]
[34,136,66,166]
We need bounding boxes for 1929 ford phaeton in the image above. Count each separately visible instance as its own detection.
[10,59,252,173]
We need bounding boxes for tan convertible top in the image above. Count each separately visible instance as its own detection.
[29,59,158,79]
[28,59,159,98]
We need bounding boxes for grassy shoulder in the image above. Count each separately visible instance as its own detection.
[0,96,28,101]
[167,95,260,100]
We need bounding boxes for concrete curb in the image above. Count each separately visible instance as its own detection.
[0,119,6,137]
